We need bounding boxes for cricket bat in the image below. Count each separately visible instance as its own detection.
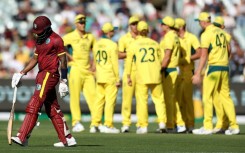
[7,87,17,145]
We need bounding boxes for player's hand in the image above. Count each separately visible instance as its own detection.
[11,72,24,88]
[192,73,201,85]
[59,79,69,98]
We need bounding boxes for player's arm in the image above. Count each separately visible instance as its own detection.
[111,45,120,87]
[64,45,74,62]
[161,49,172,70]
[21,54,38,74]
[126,48,133,86]
[89,36,96,72]
[58,53,68,80]
[190,35,201,61]
[190,47,201,61]
[192,47,207,84]
[118,37,127,59]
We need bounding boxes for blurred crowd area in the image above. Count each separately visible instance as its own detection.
[0,0,245,82]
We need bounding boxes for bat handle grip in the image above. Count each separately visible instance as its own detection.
[13,87,17,104]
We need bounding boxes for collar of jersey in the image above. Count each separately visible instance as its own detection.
[75,29,88,38]
[205,24,214,31]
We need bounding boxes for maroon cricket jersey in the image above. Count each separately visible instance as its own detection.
[34,32,65,75]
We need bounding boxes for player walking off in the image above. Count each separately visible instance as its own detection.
[11,16,76,147]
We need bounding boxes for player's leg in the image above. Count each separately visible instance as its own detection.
[162,71,178,131]
[213,92,226,133]
[121,70,136,131]
[150,83,166,131]
[45,88,76,147]
[183,72,194,131]
[135,83,148,134]
[90,83,105,132]
[193,70,219,134]
[103,83,119,133]
[69,67,83,127]
[83,74,96,119]
[219,71,239,134]
[12,72,49,145]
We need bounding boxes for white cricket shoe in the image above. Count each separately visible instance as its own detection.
[11,136,28,147]
[192,127,212,135]
[53,137,77,147]
[225,128,240,135]
[103,126,120,134]
[72,122,85,132]
[136,127,147,134]
[177,125,186,133]
[121,126,129,133]
[156,122,166,133]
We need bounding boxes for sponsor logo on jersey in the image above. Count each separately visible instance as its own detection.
[45,38,50,44]
[36,84,42,90]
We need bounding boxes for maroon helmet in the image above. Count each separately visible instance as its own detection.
[32,16,51,34]
[32,16,52,44]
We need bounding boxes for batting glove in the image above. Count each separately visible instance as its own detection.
[11,72,24,88]
[58,79,69,98]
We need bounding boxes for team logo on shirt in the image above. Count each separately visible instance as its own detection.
[45,38,50,44]
[36,84,42,90]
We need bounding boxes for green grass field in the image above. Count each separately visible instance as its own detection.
[0,121,245,153]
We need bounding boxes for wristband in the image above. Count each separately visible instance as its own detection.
[160,67,166,73]
[61,68,68,79]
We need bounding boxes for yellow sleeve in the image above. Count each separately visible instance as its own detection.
[200,32,210,49]
[191,35,200,50]
[91,34,96,49]
[111,43,120,82]
[163,35,174,51]
[118,36,126,52]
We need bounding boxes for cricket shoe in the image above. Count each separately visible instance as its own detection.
[136,127,147,134]
[225,128,240,135]
[192,127,212,135]
[121,126,129,133]
[72,122,85,132]
[156,122,166,133]
[103,126,120,134]
[89,125,104,133]
[53,137,77,147]
[212,128,225,134]
[177,125,186,133]
[11,136,28,147]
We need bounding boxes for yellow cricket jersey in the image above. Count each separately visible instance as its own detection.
[126,36,162,84]
[93,38,120,83]
[118,32,136,70]
[160,30,180,68]
[179,31,200,71]
[201,25,229,66]
[62,29,96,69]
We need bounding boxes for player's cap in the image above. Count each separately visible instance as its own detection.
[161,16,175,28]
[174,18,186,29]
[32,16,51,34]
[137,21,148,31]
[195,12,211,22]
[213,16,224,26]
[102,22,114,33]
[129,16,140,25]
[74,14,86,24]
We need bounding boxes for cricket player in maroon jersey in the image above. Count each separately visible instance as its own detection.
[11,16,76,147]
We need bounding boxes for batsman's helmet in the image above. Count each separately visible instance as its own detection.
[32,16,52,44]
